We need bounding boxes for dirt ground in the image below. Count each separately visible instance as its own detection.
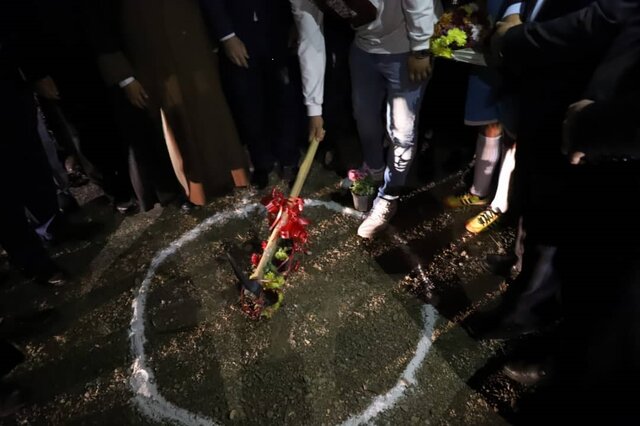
[0,157,539,425]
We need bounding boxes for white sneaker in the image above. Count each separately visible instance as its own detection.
[341,165,385,189]
[357,197,397,239]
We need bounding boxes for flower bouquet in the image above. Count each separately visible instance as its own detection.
[430,3,488,66]
[348,169,377,212]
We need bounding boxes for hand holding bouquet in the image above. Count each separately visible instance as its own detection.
[430,3,488,66]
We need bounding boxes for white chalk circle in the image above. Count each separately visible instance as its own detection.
[129,200,438,425]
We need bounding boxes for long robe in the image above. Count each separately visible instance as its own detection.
[94,0,247,201]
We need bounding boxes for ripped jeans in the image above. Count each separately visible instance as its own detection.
[350,44,427,200]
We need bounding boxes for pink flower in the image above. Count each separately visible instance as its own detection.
[348,169,365,181]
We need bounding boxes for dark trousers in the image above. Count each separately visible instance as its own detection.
[41,83,180,210]
[551,165,640,416]
[503,81,579,323]
[322,14,360,170]
[110,89,181,211]
[557,163,640,323]
[508,160,640,325]
[48,77,133,203]
[0,80,57,273]
[219,54,301,171]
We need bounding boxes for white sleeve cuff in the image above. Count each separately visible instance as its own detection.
[411,41,430,51]
[220,32,236,42]
[502,3,523,18]
[118,77,135,88]
[307,105,322,117]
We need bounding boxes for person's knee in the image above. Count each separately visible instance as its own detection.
[388,97,418,145]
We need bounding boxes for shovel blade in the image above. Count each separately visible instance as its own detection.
[223,246,263,297]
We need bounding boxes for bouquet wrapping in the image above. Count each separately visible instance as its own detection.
[430,3,488,66]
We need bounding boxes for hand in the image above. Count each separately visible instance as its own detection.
[490,14,523,62]
[309,115,325,143]
[223,36,250,68]
[568,151,586,165]
[495,13,522,38]
[408,55,432,83]
[566,99,595,118]
[562,99,595,161]
[123,79,149,109]
[35,76,60,100]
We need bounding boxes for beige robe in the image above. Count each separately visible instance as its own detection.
[96,0,247,203]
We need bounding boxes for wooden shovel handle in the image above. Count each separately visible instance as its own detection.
[290,138,320,198]
[250,138,320,281]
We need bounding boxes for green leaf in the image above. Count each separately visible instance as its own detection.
[261,290,284,319]
[263,274,285,289]
[350,175,377,196]
[274,247,289,261]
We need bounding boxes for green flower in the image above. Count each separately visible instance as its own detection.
[261,290,284,319]
[445,28,467,48]
[263,271,286,289]
[431,37,453,58]
[274,247,289,261]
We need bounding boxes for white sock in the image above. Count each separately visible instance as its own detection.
[470,134,501,198]
[490,143,516,213]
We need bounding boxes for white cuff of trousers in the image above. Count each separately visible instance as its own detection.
[119,77,135,88]
[220,32,236,42]
[503,3,523,18]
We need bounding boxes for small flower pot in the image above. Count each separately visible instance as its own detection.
[352,193,374,212]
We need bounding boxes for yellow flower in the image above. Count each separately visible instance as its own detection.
[445,28,467,48]
[430,37,453,58]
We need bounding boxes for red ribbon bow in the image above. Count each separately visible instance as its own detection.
[262,189,310,250]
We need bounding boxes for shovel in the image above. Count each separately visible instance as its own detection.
[226,138,321,301]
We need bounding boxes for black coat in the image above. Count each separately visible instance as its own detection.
[501,0,635,75]
[500,0,640,145]
[0,0,47,83]
[570,3,640,160]
[498,0,635,242]
[200,0,293,61]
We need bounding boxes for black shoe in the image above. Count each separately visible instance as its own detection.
[115,199,138,215]
[44,216,101,246]
[468,316,544,341]
[57,191,80,215]
[251,169,270,190]
[485,253,519,277]
[67,170,89,188]
[503,359,552,386]
[33,267,68,288]
[180,201,200,213]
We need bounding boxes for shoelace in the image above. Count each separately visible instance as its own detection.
[476,209,498,225]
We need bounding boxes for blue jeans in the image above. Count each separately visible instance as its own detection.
[350,45,427,199]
